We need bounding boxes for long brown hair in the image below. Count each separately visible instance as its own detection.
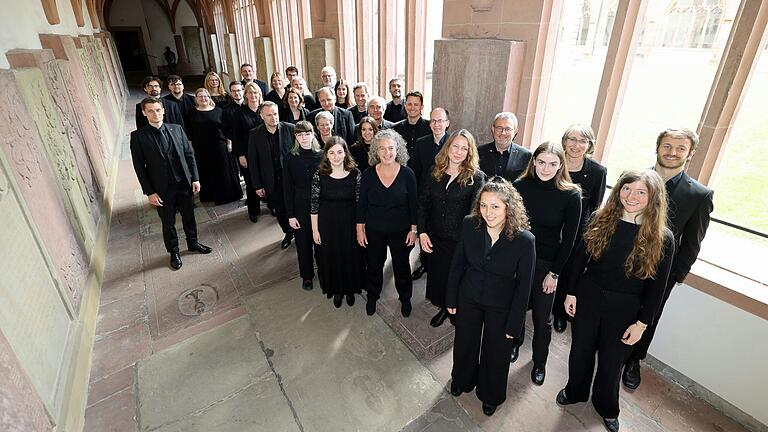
[317,136,357,175]
[354,116,379,148]
[431,129,480,187]
[470,177,530,239]
[583,169,668,279]
[519,141,580,192]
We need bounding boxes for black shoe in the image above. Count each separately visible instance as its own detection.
[430,308,449,327]
[249,214,259,223]
[400,300,412,317]
[531,366,546,386]
[622,359,641,389]
[411,265,426,280]
[449,382,462,397]
[302,279,313,291]
[346,295,355,306]
[448,313,456,326]
[188,242,213,254]
[333,295,343,308]
[170,252,182,270]
[280,233,293,249]
[510,343,520,363]
[270,208,277,217]
[553,316,567,333]
[482,403,497,416]
[366,299,376,316]
[603,417,620,432]
[556,389,576,406]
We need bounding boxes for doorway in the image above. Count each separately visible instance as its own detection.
[112,26,150,80]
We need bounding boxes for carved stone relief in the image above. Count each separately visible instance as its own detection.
[0,330,53,432]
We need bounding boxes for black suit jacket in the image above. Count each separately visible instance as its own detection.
[410,134,447,184]
[135,98,185,131]
[666,172,714,282]
[247,122,296,193]
[477,142,532,182]
[446,216,536,338]
[129,123,198,197]
[308,107,356,145]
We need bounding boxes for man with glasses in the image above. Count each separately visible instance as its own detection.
[477,112,531,181]
[135,75,185,130]
[162,75,195,132]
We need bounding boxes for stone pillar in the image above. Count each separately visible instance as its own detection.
[210,34,222,74]
[254,37,275,82]
[405,0,427,92]
[174,34,188,63]
[296,0,312,73]
[432,39,525,144]
[182,26,205,72]
[356,0,376,89]
[336,0,358,81]
[224,33,240,82]
[378,2,397,96]
[304,38,338,92]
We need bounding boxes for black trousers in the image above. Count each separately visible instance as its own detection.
[239,163,260,218]
[155,181,198,253]
[451,297,515,406]
[294,218,319,280]
[265,172,292,234]
[627,276,677,362]
[364,228,413,302]
[513,259,554,367]
[565,288,640,419]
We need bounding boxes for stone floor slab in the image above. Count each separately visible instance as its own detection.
[87,364,136,407]
[83,387,139,432]
[91,322,151,381]
[401,394,481,432]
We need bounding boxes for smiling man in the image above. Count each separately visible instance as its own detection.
[392,91,431,159]
[135,75,185,130]
[477,112,532,182]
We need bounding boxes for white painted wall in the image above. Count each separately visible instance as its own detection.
[649,282,768,426]
[0,0,96,69]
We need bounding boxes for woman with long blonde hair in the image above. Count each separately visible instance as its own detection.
[557,169,674,432]
[204,71,231,106]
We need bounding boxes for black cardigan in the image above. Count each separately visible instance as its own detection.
[417,170,485,241]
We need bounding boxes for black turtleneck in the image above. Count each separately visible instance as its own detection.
[283,147,323,219]
[513,176,581,274]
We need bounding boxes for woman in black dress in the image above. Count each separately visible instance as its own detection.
[189,88,242,205]
[311,137,363,307]
[418,129,485,327]
[280,88,310,125]
[447,178,535,416]
[557,169,674,432]
[349,116,378,172]
[284,121,324,290]
[334,79,352,109]
[356,129,418,317]
[233,82,264,221]
[204,72,231,107]
[265,71,286,107]
[553,124,608,333]
[512,142,581,385]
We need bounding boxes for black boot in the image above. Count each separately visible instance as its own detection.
[622,359,641,389]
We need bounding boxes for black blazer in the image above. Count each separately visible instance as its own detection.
[247,122,296,193]
[446,216,536,338]
[135,98,185,131]
[477,142,532,182]
[667,172,714,282]
[129,123,198,197]
[417,170,485,241]
[571,157,608,229]
[308,107,356,145]
[410,134,446,184]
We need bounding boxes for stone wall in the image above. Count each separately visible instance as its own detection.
[0,32,126,431]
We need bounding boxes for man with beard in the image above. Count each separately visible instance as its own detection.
[135,76,185,130]
[477,112,531,182]
[162,75,195,133]
[350,82,370,124]
[622,128,713,390]
[392,91,431,159]
[384,78,406,123]
[239,63,268,96]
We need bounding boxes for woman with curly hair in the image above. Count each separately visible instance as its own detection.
[417,129,485,327]
[446,177,535,416]
[203,72,231,107]
[556,169,674,432]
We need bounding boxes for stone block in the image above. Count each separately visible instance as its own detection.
[182,26,205,74]
[304,38,337,91]
[83,387,138,432]
[223,33,239,83]
[0,330,53,432]
[90,322,151,381]
[253,36,274,81]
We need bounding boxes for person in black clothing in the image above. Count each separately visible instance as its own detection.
[308,88,356,144]
[553,124,608,333]
[512,142,581,385]
[284,121,324,291]
[239,63,268,97]
[384,78,406,123]
[311,137,364,307]
[265,71,287,107]
[446,179,535,417]
[349,116,379,172]
[354,96,394,141]
[248,101,297,248]
[334,79,353,109]
[135,76,185,130]
[204,72,232,107]
[392,91,431,160]
[623,128,713,390]
[356,129,418,318]
[163,46,176,74]
[477,112,531,181]
[314,111,335,145]
[557,169,674,432]
[290,77,318,111]
[162,75,195,132]
[232,82,264,222]
[418,129,485,327]
[350,82,369,123]
[284,66,299,89]
[221,81,245,143]
[130,97,212,270]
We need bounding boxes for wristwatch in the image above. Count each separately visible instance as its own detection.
[549,272,559,280]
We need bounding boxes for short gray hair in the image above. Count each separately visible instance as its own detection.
[316,110,334,125]
[493,112,518,129]
[321,66,336,75]
[368,129,409,166]
[367,95,385,110]
[317,87,335,100]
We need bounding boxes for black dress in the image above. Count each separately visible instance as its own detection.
[311,169,363,297]
[417,170,485,307]
[349,142,371,172]
[284,148,323,280]
[188,108,243,205]
[280,107,310,125]
[265,89,286,107]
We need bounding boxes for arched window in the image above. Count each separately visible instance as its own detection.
[663,0,724,48]
[577,1,591,46]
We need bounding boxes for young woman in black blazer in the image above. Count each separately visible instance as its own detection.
[417,129,485,327]
[557,169,674,432]
[553,124,608,333]
[446,178,535,416]
[512,142,581,386]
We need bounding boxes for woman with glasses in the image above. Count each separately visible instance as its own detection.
[204,72,231,107]
[512,142,581,385]
[188,88,242,205]
[417,129,485,327]
[552,124,608,333]
[233,83,264,221]
[283,121,324,290]
[265,72,287,107]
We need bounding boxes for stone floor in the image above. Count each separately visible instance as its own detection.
[83,90,754,432]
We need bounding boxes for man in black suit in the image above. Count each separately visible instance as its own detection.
[162,75,195,134]
[308,88,356,145]
[477,112,531,181]
[365,96,395,130]
[135,76,185,130]
[384,78,406,123]
[239,63,268,97]
[248,101,296,248]
[130,97,212,270]
[392,91,431,160]
[623,128,714,389]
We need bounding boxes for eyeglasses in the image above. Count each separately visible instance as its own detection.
[493,126,515,134]
[430,119,447,125]
[565,137,590,145]
[296,131,314,137]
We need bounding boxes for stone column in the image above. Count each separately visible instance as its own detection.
[174,34,188,63]
[224,33,240,82]
[210,34,222,74]
[336,0,358,81]
[254,37,275,82]
[405,0,427,92]
[378,2,397,96]
[304,38,338,92]
[356,0,376,90]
